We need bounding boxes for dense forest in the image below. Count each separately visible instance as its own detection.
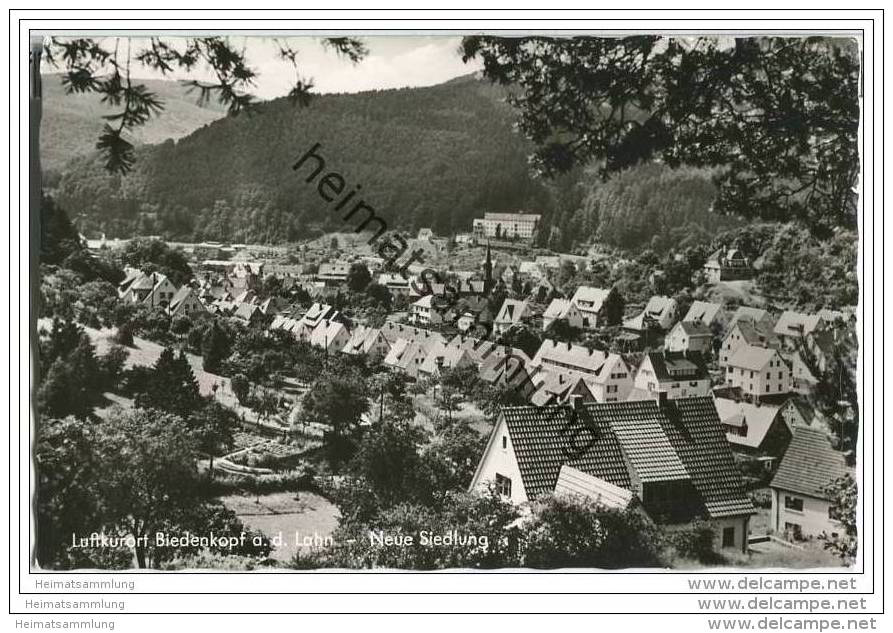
[40,74,227,175]
[52,75,551,242]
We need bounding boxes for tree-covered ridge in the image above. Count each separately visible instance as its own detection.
[544,163,741,252]
[40,75,227,174]
[54,75,552,243]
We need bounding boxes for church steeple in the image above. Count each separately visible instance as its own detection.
[483,241,493,294]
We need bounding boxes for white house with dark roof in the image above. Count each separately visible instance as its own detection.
[724,344,792,401]
[770,426,850,540]
[470,397,755,550]
[665,321,713,354]
[632,351,711,400]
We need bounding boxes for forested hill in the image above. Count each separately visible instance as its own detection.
[53,75,554,243]
[40,74,228,174]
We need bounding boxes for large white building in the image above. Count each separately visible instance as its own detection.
[472,212,541,241]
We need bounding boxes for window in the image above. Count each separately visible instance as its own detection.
[722,526,736,548]
[785,496,804,512]
[784,522,803,540]
[778,371,783,379]
[502,436,507,450]
[495,474,512,498]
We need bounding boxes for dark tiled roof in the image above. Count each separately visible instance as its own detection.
[501,397,754,519]
[771,426,850,499]
[647,351,709,381]
[655,398,755,518]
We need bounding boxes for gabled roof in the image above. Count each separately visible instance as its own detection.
[495,299,530,324]
[728,306,772,329]
[532,339,608,375]
[419,343,473,374]
[543,298,576,320]
[771,426,849,499]
[728,320,780,348]
[683,301,723,325]
[233,302,261,322]
[715,398,792,449]
[499,397,753,518]
[168,286,194,310]
[727,344,781,371]
[774,311,824,338]
[673,321,713,337]
[343,325,387,355]
[380,321,444,346]
[643,351,709,382]
[570,286,613,312]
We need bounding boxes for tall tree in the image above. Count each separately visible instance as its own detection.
[462,36,859,236]
[201,320,231,373]
[134,347,201,419]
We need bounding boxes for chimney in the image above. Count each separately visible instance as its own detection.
[570,394,583,410]
[656,391,668,407]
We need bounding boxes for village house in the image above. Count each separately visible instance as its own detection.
[470,396,755,551]
[493,299,533,336]
[631,351,711,400]
[529,372,595,407]
[233,302,263,325]
[167,286,205,318]
[569,286,621,329]
[581,352,635,403]
[773,311,826,349]
[664,320,714,355]
[541,298,585,332]
[377,272,413,296]
[383,338,433,379]
[623,295,678,332]
[728,305,774,330]
[118,271,178,308]
[724,345,793,402]
[769,426,850,541]
[418,342,476,376]
[417,228,434,241]
[309,319,351,354]
[715,397,807,457]
[317,261,350,286]
[720,319,781,367]
[530,340,608,378]
[703,247,753,283]
[478,351,538,399]
[682,300,723,327]
[410,294,444,326]
[341,325,391,361]
[380,321,445,347]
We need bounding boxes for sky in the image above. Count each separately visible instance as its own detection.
[43,35,482,100]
